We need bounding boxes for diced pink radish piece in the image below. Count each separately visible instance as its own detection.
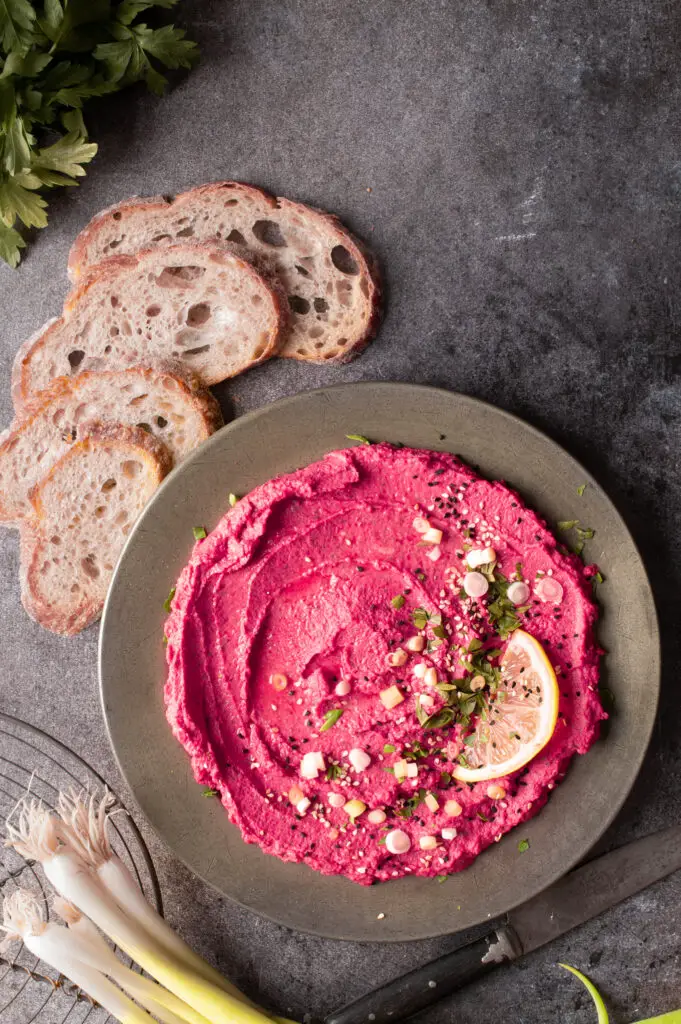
[463,571,489,598]
[535,576,564,604]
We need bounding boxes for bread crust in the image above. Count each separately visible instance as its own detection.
[13,241,284,411]
[67,181,382,365]
[20,423,171,636]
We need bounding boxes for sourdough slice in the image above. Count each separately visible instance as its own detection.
[0,364,222,524]
[67,181,382,363]
[20,423,171,636]
[12,242,285,411]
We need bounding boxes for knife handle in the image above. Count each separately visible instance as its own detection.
[324,928,519,1024]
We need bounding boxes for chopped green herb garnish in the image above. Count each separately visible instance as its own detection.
[163,587,176,613]
[412,606,430,629]
[396,788,428,819]
[346,434,371,445]
[515,561,524,579]
[228,493,239,506]
[414,569,427,582]
[193,526,207,540]
[557,520,579,531]
[463,733,476,746]
[518,838,530,853]
[162,635,169,646]
[439,771,452,787]
[383,743,396,754]
[416,705,455,730]
[391,594,406,610]
[577,483,587,496]
[486,572,524,638]
[326,763,344,780]
[437,875,448,884]
[577,526,595,541]
[432,624,447,639]
[320,708,344,731]
[593,571,604,585]
[477,811,490,822]
[203,788,219,798]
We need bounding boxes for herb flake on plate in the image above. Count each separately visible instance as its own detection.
[320,708,344,731]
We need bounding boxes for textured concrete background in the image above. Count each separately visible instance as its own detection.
[1,0,680,1021]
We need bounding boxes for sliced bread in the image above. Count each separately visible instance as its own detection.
[67,181,382,364]
[20,423,171,636]
[0,364,222,524]
[12,241,285,411]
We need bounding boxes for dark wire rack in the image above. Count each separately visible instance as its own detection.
[0,712,162,1024]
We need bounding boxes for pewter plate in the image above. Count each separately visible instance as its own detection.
[99,383,659,942]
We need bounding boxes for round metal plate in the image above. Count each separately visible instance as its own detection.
[99,383,659,942]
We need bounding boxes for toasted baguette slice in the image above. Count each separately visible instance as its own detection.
[0,365,222,524]
[67,181,381,364]
[20,424,171,636]
[12,242,285,411]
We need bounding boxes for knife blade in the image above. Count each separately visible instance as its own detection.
[326,824,681,1024]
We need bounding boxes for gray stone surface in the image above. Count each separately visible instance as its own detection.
[0,0,679,1021]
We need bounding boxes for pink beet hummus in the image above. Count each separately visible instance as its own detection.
[164,444,604,885]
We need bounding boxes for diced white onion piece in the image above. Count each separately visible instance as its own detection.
[393,759,409,780]
[466,547,497,569]
[426,546,442,562]
[406,635,426,652]
[344,799,366,819]
[335,679,351,696]
[288,785,305,805]
[413,662,428,679]
[328,792,345,808]
[423,527,443,545]
[444,799,463,817]
[507,581,530,605]
[300,751,324,779]
[406,762,419,779]
[385,829,411,854]
[380,685,404,709]
[419,835,438,850]
[424,793,439,812]
[296,797,311,814]
[535,576,564,604]
[348,748,371,772]
[367,809,387,825]
[442,828,458,840]
[418,693,434,708]
[387,648,408,667]
[413,516,431,534]
[463,571,489,598]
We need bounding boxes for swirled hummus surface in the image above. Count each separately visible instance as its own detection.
[165,444,604,884]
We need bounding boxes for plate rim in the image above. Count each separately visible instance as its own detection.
[100,381,660,941]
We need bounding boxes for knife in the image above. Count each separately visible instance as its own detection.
[326,824,681,1024]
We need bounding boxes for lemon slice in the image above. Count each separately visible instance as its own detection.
[452,629,559,782]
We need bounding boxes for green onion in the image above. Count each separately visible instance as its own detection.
[345,434,371,445]
[193,526,207,540]
[163,587,176,613]
[577,483,587,496]
[320,708,344,731]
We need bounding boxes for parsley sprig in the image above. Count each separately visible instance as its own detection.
[486,572,528,638]
[0,0,199,266]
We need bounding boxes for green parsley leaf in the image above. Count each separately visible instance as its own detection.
[192,526,207,540]
[163,586,176,613]
[0,0,199,265]
[228,493,239,506]
[593,570,604,585]
[0,216,24,265]
[412,606,429,629]
[432,624,447,639]
[557,519,579,531]
[477,811,490,822]
[162,634,168,646]
[518,838,530,853]
[391,594,405,610]
[439,771,451,787]
[320,708,344,732]
[577,483,587,496]
[383,743,396,754]
[0,0,36,55]
[437,875,448,883]
[577,526,595,541]
[325,763,343,780]
[202,787,219,798]
[345,433,371,445]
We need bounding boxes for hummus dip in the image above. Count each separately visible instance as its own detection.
[165,444,604,884]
